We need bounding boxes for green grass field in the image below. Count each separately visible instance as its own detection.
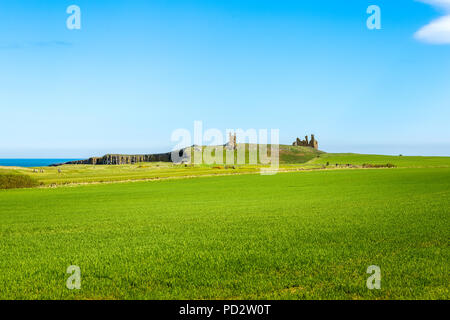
[0,155,449,299]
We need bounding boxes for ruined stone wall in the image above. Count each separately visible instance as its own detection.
[292,134,319,150]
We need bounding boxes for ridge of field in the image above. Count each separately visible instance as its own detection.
[0,162,263,186]
[0,167,448,299]
[0,148,449,187]
[306,153,450,168]
[0,145,323,186]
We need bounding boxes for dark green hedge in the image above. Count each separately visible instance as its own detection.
[0,174,39,189]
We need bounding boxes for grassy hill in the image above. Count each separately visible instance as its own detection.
[279,145,324,164]
[184,144,323,164]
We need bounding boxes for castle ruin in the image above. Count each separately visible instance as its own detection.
[226,132,237,150]
[292,134,318,149]
[53,132,319,167]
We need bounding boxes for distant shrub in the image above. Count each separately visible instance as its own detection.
[362,163,396,168]
[0,174,39,189]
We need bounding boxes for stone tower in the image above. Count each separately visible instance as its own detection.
[227,132,237,150]
[310,134,318,149]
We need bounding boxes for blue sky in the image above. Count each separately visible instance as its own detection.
[0,0,449,157]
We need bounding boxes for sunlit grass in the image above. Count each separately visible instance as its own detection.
[0,168,448,299]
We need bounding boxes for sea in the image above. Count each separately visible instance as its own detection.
[0,159,81,167]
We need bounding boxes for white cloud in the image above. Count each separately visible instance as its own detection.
[417,0,450,10]
[415,0,450,44]
[415,15,450,44]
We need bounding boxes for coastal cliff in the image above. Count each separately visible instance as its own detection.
[52,152,173,166]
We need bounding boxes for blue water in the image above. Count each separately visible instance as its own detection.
[0,159,81,167]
